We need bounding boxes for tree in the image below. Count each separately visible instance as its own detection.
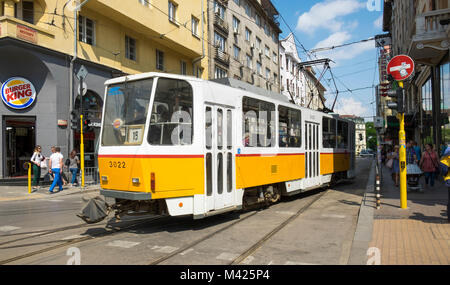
[366,122,377,150]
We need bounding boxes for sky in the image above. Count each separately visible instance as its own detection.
[271,0,384,121]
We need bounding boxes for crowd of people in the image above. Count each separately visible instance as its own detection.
[30,146,80,193]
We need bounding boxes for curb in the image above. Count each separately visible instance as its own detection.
[0,186,100,202]
[347,159,376,265]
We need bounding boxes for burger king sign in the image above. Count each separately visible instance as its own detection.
[1,77,36,109]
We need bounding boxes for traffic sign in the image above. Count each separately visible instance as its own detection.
[387,55,414,81]
[76,65,88,80]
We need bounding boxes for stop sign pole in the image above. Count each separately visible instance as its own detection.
[387,55,414,209]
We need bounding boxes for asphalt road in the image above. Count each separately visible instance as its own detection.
[0,157,373,265]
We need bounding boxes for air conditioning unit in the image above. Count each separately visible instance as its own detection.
[251,43,255,49]
[233,27,239,34]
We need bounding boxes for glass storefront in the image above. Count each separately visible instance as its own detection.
[440,62,450,153]
[2,116,36,177]
[421,77,433,145]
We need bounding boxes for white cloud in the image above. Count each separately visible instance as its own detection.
[333,97,369,117]
[296,0,366,34]
[373,15,383,29]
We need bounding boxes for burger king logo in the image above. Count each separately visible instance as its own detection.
[1,77,36,109]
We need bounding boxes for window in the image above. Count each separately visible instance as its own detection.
[273,52,277,63]
[79,16,95,45]
[233,0,240,6]
[337,120,348,149]
[148,78,193,145]
[180,61,187,75]
[156,49,164,70]
[232,16,240,32]
[22,1,33,24]
[244,3,251,16]
[214,1,225,19]
[256,61,262,75]
[279,106,301,148]
[215,66,227,79]
[138,0,149,6]
[233,45,240,60]
[102,78,154,146]
[246,54,252,69]
[256,37,261,51]
[265,45,270,58]
[255,13,261,26]
[265,68,270,80]
[242,97,275,147]
[168,1,177,23]
[125,36,136,61]
[214,32,225,52]
[245,28,251,42]
[323,117,336,148]
[191,16,199,37]
[264,23,270,36]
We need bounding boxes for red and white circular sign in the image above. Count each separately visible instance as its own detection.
[387,55,414,81]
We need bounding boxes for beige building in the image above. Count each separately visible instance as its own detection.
[208,0,281,92]
[382,0,450,149]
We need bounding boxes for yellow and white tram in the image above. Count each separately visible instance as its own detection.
[97,72,355,219]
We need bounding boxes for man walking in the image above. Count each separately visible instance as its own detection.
[48,147,64,193]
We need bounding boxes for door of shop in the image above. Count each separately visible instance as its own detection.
[3,116,36,178]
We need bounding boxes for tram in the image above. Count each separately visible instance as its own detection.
[96,72,355,220]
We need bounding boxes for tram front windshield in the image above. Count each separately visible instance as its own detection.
[102,78,153,146]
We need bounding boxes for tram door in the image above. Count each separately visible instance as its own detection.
[204,105,235,212]
[304,122,320,188]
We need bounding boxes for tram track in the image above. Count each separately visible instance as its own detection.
[0,215,168,265]
[149,189,328,265]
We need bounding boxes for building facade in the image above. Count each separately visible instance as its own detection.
[208,0,281,92]
[279,33,326,110]
[382,0,450,153]
[0,0,208,179]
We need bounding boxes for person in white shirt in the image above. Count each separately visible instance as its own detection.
[48,147,64,193]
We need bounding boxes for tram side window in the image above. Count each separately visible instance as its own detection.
[278,106,301,148]
[242,96,275,147]
[337,121,348,149]
[148,78,193,145]
[322,117,336,148]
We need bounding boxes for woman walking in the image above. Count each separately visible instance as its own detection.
[388,146,400,187]
[30,146,44,190]
[68,150,80,187]
[420,143,439,189]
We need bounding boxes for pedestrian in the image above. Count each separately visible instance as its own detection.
[48,146,64,193]
[48,146,68,186]
[388,145,400,187]
[68,149,80,187]
[412,141,421,162]
[439,146,450,223]
[406,141,417,164]
[30,145,44,190]
[419,143,439,189]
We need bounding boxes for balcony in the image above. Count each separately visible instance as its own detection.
[214,47,230,65]
[409,8,450,65]
[214,13,229,35]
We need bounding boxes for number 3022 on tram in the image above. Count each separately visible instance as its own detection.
[95,72,355,220]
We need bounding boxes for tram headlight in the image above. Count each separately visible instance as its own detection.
[101,176,108,182]
[132,178,140,184]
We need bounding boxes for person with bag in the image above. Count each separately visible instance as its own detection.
[439,146,450,223]
[68,149,80,187]
[387,146,400,187]
[419,143,439,189]
[30,145,44,190]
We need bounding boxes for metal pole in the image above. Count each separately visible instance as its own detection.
[398,81,407,209]
[80,77,85,188]
[375,164,381,209]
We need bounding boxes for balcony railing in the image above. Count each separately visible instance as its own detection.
[415,8,450,38]
[215,47,230,65]
[214,13,229,35]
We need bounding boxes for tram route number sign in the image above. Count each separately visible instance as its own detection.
[387,55,414,81]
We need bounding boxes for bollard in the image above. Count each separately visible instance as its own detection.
[375,163,381,209]
[27,162,32,194]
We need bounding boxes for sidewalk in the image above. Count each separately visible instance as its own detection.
[0,183,100,202]
[368,164,450,265]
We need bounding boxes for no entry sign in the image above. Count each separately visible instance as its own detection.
[387,55,414,81]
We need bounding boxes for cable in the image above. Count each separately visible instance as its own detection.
[308,37,375,54]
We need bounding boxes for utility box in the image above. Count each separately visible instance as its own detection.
[374,116,384,129]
